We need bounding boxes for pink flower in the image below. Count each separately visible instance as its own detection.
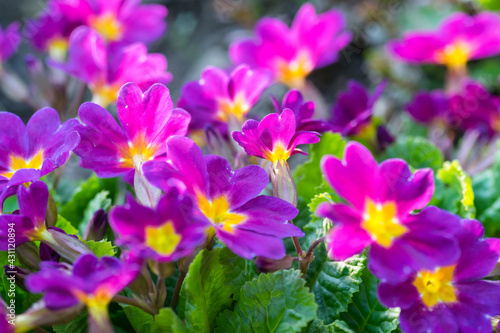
[229,3,351,88]
[0,22,21,63]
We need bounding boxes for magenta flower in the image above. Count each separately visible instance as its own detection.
[0,22,21,64]
[109,187,206,262]
[51,26,172,107]
[229,3,351,88]
[389,12,500,70]
[52,0,167,45]
[143,136,303,260]
[0,108,80,193]
[271,89,331,133]
[74,82,190,179]
[330,80,387,137]
[178,65,272,136]
[378,219,500,333]
[317,142,461,282]
[232,108,320,166]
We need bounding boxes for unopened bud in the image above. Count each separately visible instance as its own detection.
[255,255,293,273]
[83,209,108,241]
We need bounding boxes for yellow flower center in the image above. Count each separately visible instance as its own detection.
[75,287,112,325]
[361,199,408,248]
[217,94,250,122]
[0,151,44,179]
[197,194,246,233]
[275,51,314,88]
[47,37,69,62]
[264,141,291,165]
[118,134,159,171]
[435,41,471,70]
[91,84,121,108]
[413,265,458,308]
[144,221,181,256]
[89,13,123,42]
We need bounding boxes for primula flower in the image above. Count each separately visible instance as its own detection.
[0,22,21,65]
[229,3,351,88]
[0,108,80,193]
[378,219,500,333]
[232,108,320,166]
[52,0,167,45]
[26,253,141,331]
[271,89,331,133]
[317,142,461,282]
[74,82,190,179]
[52,26,171,107]
[330,80,387,137]
[389,12,500,70]
[143,136,303,260]
[178,65,272,136]
[110,187,206,262]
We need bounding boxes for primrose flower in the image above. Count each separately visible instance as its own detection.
[26,253,141,332]
[110,187,206,262]
[271,89,331,133]
[52,0,167,45]
[330,80,387,137]
[0,22,21,65]
[378,219,500,333]
[52,26,172,107]
[232,108,320,166]
[317,142,461,282]
[389,12,500,70]
[74,82,190,179]
[0,108,80,193]
[143,136,303,260]
[229,3,351,88]
[178,65,272,136]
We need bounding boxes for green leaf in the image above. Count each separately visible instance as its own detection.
[55,215,79,235]
[435,160,475,218]
[178,249,234,332]
[219,247,258,301]
[301,319,351,333]
[79,190,112,235]
[338,268,399,333]
[122,306,187,333]
[306,244,365,324]
[85,239,116,257]
[215,269,317,333]
[53,308,88,333]
[381,136,443,172]
[476,0,500,10]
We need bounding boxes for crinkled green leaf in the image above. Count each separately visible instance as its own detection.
[301,319,352,333]
[122,306,186,333]
[382,136,443,172]
[436,160,475,218]
[219,247,258,301]
[338,268,399,333]
[306,244,365,324]
[55,215,79,235]
[215,269,317,333]
[178,249,234,332]
[85,239,116,257]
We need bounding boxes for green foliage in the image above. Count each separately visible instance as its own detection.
[123,306,187,333]
[79,190,112,234]
[53,309,88,333]
[85,239,116,257]
[215,269,317,333]
[476,0,500,10]
[381,136,443,172]
[55,214,79,235]
[219,247,258,301]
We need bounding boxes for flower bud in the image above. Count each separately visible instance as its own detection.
[255,255,293,273]
[83,209,108,241]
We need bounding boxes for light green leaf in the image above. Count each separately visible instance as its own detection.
[436,160,475,218]
[215,269,317,333]
[85,239,116,257]
[122,306,187,333]
[382,136,443,172]
[55,215,79,235]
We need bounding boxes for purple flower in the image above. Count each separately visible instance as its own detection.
[317,142,461,282]
[52,0,167,45]
[378,219,500,333]
[0,108,80,193]
[143,136,303,260]
[0,22,21,63]
[110,187,206,262]
[51,26,172,107]
[232,108,320,165]
[330,80,387,137]
[271,89,331,133]
[74,82,190,179]
[229,3,351,88]
[178,65,272,136]
[389,12,500,70]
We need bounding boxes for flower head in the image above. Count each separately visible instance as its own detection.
[389,12,500,70]
[51,27,172,107]
[143,136,303,260]
[0,22,21,64]
[74,82,190,178]
[317,142,461,282]
[232,108,320,166]
[110,187,206,262]
[178,65,271,136]
[0,108,80,193]
[229,3,351,88]
[271,89,331,133]
[378,219,500,332]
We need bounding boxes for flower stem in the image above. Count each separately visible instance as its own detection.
[170,270,186,310]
